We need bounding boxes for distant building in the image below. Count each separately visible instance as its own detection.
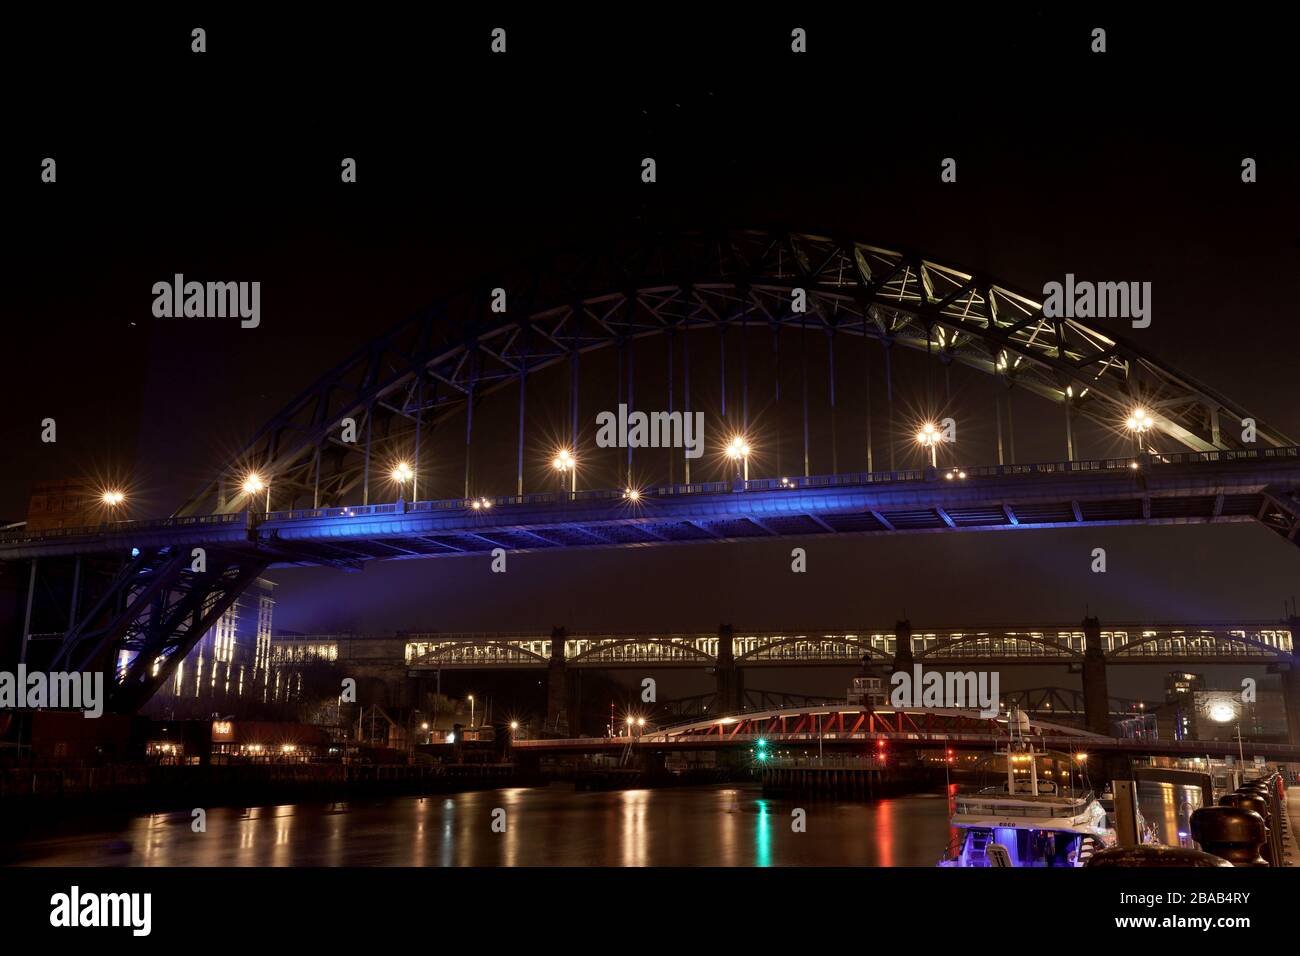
[1186,688,1288,742]
[145,718,332,765]
[25,478,109,531]
[1155,685,1288,743]
[1164,670,1205,702]
[1158,671,1205,741]
[143,577,276,719]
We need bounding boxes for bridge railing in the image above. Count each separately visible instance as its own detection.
[253,444,1300,524]
[4,445,1298,544]
[0,511,246,545]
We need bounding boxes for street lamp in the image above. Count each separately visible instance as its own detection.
[390,460,413,493]
[468,694,475,728]
[551,448,576,496]
[1125,407,1154,455]
[100,489,126,509]
[915,423,940,468]
[241,472,270,511]
[726,435,751,481]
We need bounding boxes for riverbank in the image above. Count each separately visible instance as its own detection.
[0,762,544,817]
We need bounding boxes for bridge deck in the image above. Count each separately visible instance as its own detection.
[2,448,1298,566]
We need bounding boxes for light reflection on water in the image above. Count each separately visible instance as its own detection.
[1,784,952,867]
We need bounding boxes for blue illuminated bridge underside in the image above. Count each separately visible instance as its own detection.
[3,448,1299,568]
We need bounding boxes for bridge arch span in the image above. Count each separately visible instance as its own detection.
[177,229,1292,517]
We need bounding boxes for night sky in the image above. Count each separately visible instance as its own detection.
[5,12,1298,698]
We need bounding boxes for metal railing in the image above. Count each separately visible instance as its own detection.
[953,793,1099,819]
[4,445,1297,545]
[0,511,246,545]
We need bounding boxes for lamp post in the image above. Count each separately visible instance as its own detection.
[391,461,413,503]
[242,473,270,511]
[726,435,751,482]
[100,489,126,521]
[915,424,940,468]
[1125,408,1154,456]
[552,448,576,498]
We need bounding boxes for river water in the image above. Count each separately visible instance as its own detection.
[1,780,1202,866]
[2,784,955,867]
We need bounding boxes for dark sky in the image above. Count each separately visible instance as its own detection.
[4,11,1298,698]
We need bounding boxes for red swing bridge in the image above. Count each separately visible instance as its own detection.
[510,705,1300,761]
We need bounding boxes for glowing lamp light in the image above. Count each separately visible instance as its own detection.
[1125,408,1155,432]
[552,449,575,471]
[725,435,752,481]
[915,422,942,466]
[241,473,265,495]
[624,488,641,502]
[101,490,126,507]
[725,436,751,459]
[1209,701,1237,724]
[391,461,414,484]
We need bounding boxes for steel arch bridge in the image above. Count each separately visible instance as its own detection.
[5,229,1299,714]
[177,229,1291,517]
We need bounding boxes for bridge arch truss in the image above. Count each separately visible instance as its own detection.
[177,229,1292,518]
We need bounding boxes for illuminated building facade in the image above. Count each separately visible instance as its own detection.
[143,577,276,719]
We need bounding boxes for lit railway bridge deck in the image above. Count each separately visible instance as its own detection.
[401,621,1295,669]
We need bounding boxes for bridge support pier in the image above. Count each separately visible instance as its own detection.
[547,626,569,735]
[1082,617,1111,737]
[891,619,913,690]
[715,624,743,716]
